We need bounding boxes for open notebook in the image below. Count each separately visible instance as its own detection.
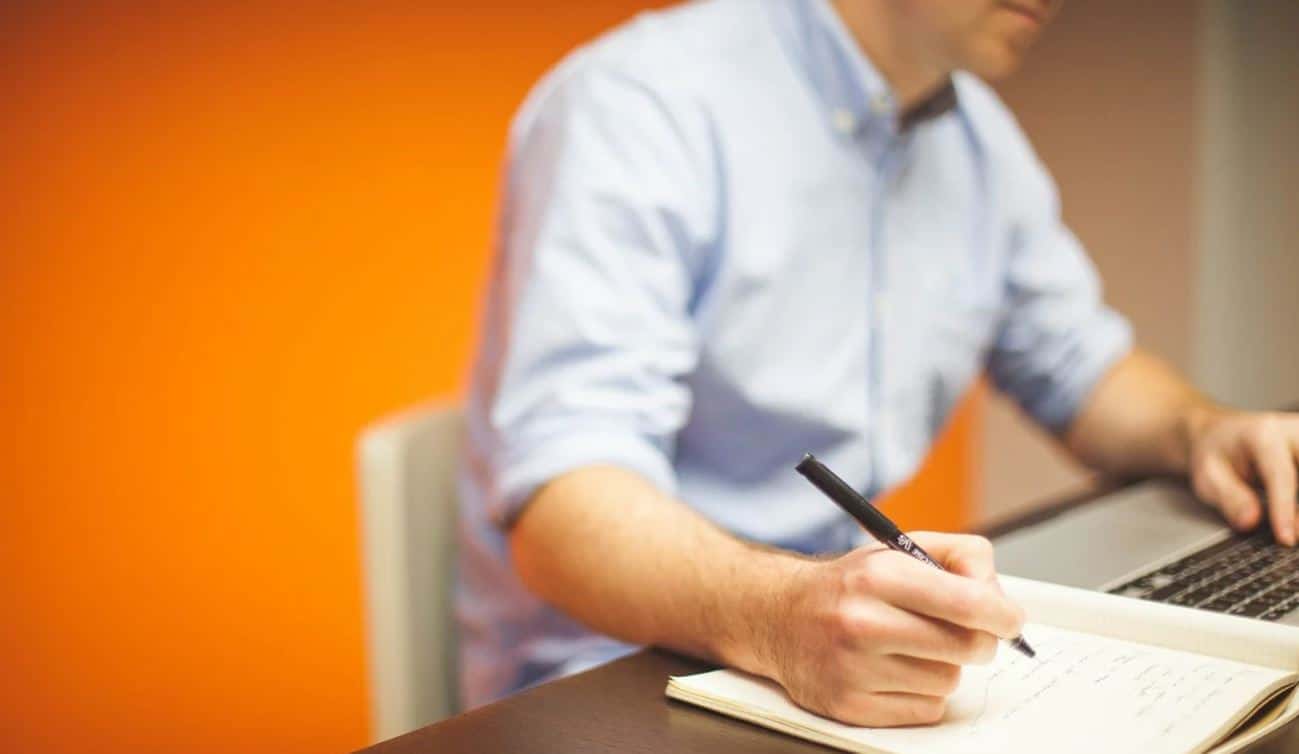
[667,576,1299,754]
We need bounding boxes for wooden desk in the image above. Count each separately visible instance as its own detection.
[357,481,1299,754]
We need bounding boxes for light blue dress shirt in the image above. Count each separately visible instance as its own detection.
[456,0,1132,708]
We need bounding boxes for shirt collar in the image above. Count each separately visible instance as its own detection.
[763,0,959,136]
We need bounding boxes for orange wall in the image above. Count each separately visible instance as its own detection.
[0,3,974,752]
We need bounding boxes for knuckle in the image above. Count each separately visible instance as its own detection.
[840,563,866,595]
[834,607,881,643]
[849,555,891,592]
[967,535,995,557]
[832,608,860,640]
[1250,418,1279,445]
[821,606,853,643]
[858,553,907,595]
[851,561,883,593]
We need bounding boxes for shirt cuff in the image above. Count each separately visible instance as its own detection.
[1023,311,1134,433]
[491,427,678,528]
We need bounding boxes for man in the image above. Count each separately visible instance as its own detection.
[456,0,1299,725]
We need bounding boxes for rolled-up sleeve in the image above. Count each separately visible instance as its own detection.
[468,62,715,527]
[987,155,1133,434]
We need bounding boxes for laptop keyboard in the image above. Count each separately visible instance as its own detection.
[1107,531,1299,621]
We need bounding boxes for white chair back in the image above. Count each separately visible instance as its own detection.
[356,404,461,741]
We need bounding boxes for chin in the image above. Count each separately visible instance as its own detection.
[962,41,1030,81]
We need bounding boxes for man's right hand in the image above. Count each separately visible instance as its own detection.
[760,532,1026,727]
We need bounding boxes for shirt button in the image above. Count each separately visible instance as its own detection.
[832,108,856,134]
[871,94,892,116]
[874,294,890,319]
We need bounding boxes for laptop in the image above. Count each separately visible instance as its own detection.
[993,479,1299,627]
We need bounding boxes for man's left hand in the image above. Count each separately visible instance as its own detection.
[1189,409,1299,545]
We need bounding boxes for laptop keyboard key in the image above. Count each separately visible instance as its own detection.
[1108,531,1299,620]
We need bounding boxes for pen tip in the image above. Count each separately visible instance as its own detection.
[1010,636,1036,659]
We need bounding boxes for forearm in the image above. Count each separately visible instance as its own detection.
[1064,349,1223,477]
[508,464,806,677]
[509,465,1030,728]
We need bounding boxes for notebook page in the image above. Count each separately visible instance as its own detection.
[1002,576,1299,670]
[1208,686,1299,754]
[668,623,1294,754]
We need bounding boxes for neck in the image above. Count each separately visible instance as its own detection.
[831,0,951,110]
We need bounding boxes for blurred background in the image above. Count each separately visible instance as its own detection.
[2,1,1294,752]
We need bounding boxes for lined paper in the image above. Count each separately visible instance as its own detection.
[668,623,1295,754]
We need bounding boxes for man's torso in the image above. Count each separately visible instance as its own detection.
[454,0,1123,708]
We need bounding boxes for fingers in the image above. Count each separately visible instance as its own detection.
[891,613,999,666]
[868,654,963,696]
[907,532,998,582]
[840,599,999,665]
[1197,454,1262,532]
[857,550,1026,640]
[1294,430,1299,499]
[1248,419,1299,546]
[823,691,947,727]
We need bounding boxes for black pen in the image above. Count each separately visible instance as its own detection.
[795,453,1036,659]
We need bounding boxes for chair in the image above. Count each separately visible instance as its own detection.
[356,403,462,742]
